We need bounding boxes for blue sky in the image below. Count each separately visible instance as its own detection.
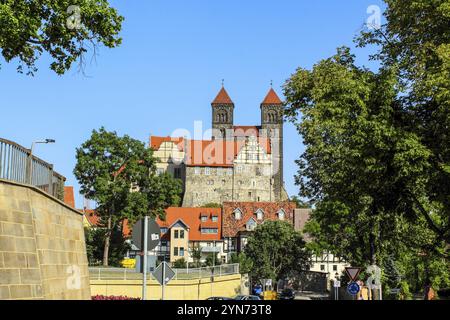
[0,0,385,208]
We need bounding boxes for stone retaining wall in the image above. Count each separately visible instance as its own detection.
[0,179,91,300]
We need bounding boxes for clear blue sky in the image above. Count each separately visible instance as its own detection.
[0,0,385,208]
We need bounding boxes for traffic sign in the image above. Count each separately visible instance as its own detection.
[345,267,362,281]
[347,282,361,295]
[153,262,176,286]
[132,218,161,251]
[334,280,341,288]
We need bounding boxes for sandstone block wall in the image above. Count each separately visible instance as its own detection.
[0,179,91,300]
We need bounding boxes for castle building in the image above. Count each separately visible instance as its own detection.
[150,86,289,207]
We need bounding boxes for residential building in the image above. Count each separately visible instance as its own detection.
[222,201,297,257]
[155,207,225,264]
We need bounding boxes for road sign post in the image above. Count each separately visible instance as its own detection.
[333,280,341,301]
[142,216,149,300]
[132,217,161,301]
[153,262,176,301]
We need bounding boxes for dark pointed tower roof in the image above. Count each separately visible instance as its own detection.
[261,88,282,105]
[212,87,234,105]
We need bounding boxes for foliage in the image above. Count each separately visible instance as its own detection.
[290,196,311,209]
[244,220,310,281]
[204,253,222,267]
[84,226,130,267]
[0,0,123,75]
[284,0,450,294]
[172,258,187,269]
[357,0,450,246]
[229,252,253,274]
[191,244,202,268]
[75,127,182,266]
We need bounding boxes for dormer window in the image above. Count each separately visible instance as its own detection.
[255,209,264,221]
[278,209,286,221]
[233,208,242,220]
[246,218,257,231]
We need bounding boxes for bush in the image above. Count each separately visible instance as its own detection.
[92,295,141,300]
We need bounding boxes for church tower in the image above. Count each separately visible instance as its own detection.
[212,86,234,140]
[261,88,284,201]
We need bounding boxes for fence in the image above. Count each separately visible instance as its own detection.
[0,138,65,200]
[89,264,240,281]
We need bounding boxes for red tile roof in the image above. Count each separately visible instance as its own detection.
[212,87,234,105]
[261,88,283,105]
[222,202,296,237]
[156,207,222,241]
[64,186,75,208]
[150,136,271,167]
[83,209,101,227]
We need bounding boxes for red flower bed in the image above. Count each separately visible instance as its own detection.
[92,295,141,300]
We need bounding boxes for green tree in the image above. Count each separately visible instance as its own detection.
[229,252,253,274]
[191,244,202,268]
[204,253,222,267]
[244,220,310,281]
[172,258,187,269]
[74,127,182,266]
[290,196,311,209]
[357,0,450,246]
[84,226,130,267]
[0,0,123,75]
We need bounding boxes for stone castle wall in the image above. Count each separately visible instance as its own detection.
[0,179,91,300]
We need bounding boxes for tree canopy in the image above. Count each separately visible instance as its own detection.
[74,127,182,266]
[284,0,449,293]
[0,0,123,75]
[244,220,310,281]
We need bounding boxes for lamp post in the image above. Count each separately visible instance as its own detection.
[27,139,56,185]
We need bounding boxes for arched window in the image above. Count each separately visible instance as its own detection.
[277,209,286,221]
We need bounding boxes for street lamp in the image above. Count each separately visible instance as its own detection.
[27,139,56,184]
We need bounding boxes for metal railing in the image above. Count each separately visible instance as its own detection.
[89,263,240,281]
[0,138,66,200]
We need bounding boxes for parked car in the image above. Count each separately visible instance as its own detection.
[234,295,262,301]
[278,288,296,300]
[206,297,234,301]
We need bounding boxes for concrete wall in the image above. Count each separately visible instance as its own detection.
[0,179,91,300]
[91,274,242,300]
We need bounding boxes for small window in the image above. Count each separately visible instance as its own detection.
[248,192,252,197]
[320,265,325,271]
[174,168,181,179]
[256,209,264,221]
[205,167,211,175]
[212,216,218,222]
[333,265,338,272]
[278,209,286,221]
[180,230,185,239]
[160,228,168,234]
[179,247,185,256]
[234,209,242,220]
[236,166,243,174]
[174,230,179,239]
[194,167,201,175]
[174,247,179,256]
[201,216,208,222]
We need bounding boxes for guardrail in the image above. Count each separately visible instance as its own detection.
[0,138,65,200]
[89,263,240,281]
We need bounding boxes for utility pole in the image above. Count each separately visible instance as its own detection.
[142,216,149,300]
